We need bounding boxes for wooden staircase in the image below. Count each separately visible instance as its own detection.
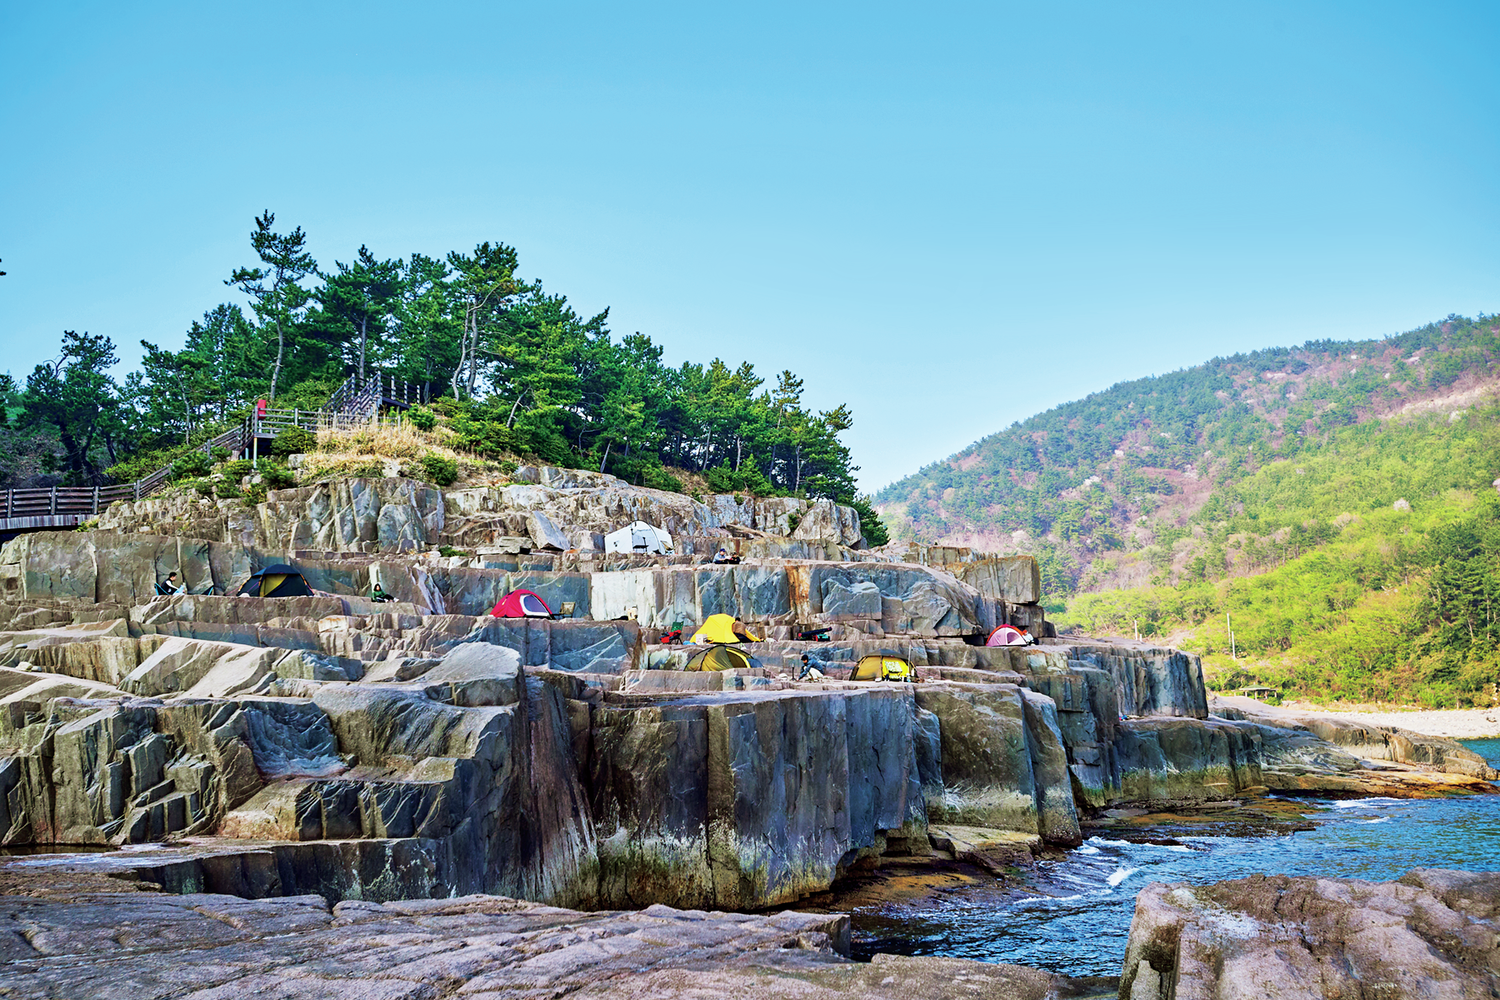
[0,373,430,534]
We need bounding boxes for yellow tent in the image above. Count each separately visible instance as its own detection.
[688,613,760,644]
[851,654,913,682]
[686,644,760,671]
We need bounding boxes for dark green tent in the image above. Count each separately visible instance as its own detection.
[237,564,315,598]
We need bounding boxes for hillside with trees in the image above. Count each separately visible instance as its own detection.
[0,212,885,542]
[877,314,1500,706]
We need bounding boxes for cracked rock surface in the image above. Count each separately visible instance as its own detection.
[1121,868,1500,999]
[0,883,1076,1000]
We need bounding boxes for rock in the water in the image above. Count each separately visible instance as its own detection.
[1121,869,1500,999]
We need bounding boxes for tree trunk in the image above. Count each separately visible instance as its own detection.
[451,302,473,399]
[506,391,527,428]
[599,439,612,474]
[358,314,368,384]
[270,319,286,403]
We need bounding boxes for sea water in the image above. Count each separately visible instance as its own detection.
[854,738,1500,978]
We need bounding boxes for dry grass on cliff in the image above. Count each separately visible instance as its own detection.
[316,421,446,460]
[304,419,510,487]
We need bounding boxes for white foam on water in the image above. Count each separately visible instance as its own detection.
[1087,837,1134,847]
[1362,816,1392,824]
[1106,867,1138,887]
[1018,893,1084,907]
[1334,797,1403,809]
[1075,845,1101,855]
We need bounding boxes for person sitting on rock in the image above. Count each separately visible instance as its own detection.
[370,583,394,603]
[712,547,740,565]
[156,572,186,596]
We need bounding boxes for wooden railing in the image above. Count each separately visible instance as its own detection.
[0,372,432,531]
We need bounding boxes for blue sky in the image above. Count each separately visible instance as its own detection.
[2,1,1497,490]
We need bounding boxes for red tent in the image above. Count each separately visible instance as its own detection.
[986,625,1028,647]
[492,589,554,619]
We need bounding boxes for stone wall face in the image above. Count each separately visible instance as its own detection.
[590,685,923,909]
[93,472,868,554]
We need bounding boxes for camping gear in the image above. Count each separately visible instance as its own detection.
[688,613,760,644]
[986,625,1031,647]
[604,520,674,555]
[851,654,913,682]
[685,643,762,672]
[492,589,554,618]
[237,564,315,598]
[798,627,832,642]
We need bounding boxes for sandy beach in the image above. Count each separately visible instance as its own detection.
[1212,695,1500,741]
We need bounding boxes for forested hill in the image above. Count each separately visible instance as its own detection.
[876,314,1500,598]
[0,212,885,540]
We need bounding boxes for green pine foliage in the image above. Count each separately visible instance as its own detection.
[5,214,872,519]
[419,452,459,487]
[269,426,316,457]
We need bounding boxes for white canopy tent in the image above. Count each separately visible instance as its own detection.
[604,520,674,555]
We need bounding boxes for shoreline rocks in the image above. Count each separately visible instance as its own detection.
[0,870,1104,1000]
[1121,869,1500,999]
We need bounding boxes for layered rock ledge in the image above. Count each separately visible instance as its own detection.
[0,473,1492,917]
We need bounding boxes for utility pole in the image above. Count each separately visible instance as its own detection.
[1227,613,1237,660]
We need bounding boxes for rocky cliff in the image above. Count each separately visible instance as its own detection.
[0,472,1491,914]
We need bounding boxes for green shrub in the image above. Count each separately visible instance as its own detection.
[786,511,801,534]
[408,406,437,431]
[210,446,231,462]
[419,452,459,487]
[219,459,253,482]
[703,460,775,497]
[215,481,242,499]
[243,483,268,506]
[106,445,196,484]
[641,465,683,493]
[270,426,317,457]
[704,462,735,494]
[170,451,213,482]
[496,459,519,477]
[450,412,513,458]
[438,545,473,558]
[259,463,296,490]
